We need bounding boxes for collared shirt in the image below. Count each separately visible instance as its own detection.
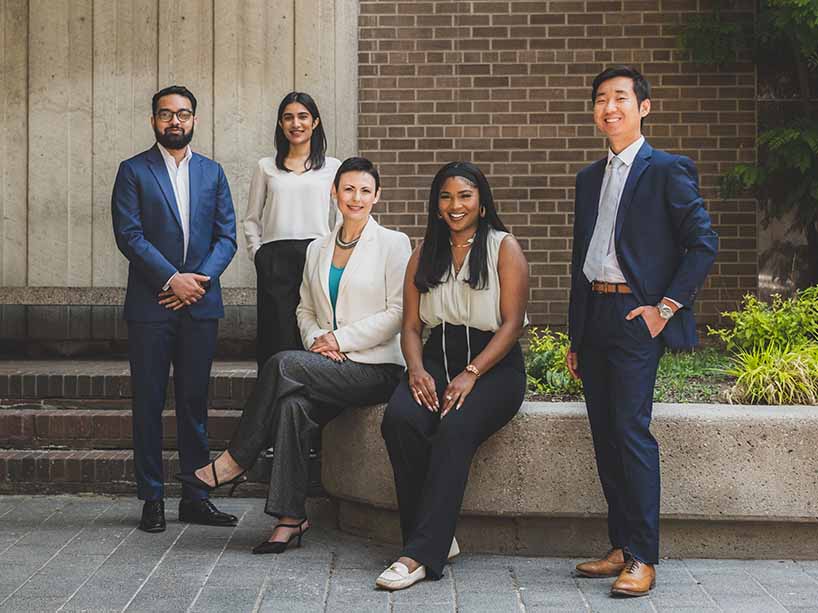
[157,143,192,290]
[594,135,644,283]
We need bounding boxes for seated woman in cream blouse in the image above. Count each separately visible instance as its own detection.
[376,161,529,591]
[177,157,411,554]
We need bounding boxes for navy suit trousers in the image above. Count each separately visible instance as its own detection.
[128,313,218,502]
[579,292,664,564]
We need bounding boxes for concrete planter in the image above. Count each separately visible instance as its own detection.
[321,402,818,559]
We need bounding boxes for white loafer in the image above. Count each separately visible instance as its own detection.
[375,561,426,591]
[448,537,460,560]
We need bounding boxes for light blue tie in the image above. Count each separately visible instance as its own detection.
[583,156,625,282]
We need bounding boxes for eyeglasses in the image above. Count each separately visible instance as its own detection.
[155,109,194,122]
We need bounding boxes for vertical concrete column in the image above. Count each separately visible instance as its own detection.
[93,0,159,287]
[334,0,358,160]
[214,0,294,287]
[295,0,337,157]
[28,0,93,287]
[158,0,214,158]
[0,0,28,286]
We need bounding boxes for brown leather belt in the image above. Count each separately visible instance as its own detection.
[591,281,632,294]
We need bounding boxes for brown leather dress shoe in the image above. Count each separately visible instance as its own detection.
[575,548,626,578]
[611,558,656,597]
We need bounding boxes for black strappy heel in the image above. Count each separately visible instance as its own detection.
[251,519,310,554]
[175,458,248,497]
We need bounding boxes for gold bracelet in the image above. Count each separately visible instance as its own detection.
[465,364,481,378]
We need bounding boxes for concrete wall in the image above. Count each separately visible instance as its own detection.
[0,0,358,290]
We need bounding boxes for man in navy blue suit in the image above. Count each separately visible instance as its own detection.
[112,85,238,532]
[567,67,718,596]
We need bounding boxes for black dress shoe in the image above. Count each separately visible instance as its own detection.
[178,498,238,527]
[139,500,166,533]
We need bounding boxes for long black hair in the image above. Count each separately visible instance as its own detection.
[274,92,327,172]
[414,161,508,292]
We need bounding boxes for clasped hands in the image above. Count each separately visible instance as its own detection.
[309,332,346,362]
[158,273,210,310]
[565,304,669,380]
[408,367,477,417]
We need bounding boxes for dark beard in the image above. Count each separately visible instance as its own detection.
[155,125,194,150]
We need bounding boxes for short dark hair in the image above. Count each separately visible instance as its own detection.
[333,157,381,192]
[591,66,650,104]
[152,85,197,116]
[275,92,327,172]
[414,161,508,292]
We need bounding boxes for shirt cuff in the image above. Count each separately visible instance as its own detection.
[662,296,682,309]
[163,272,178,292]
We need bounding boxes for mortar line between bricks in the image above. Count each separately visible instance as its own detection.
[320,551,337,613]
[742,568,790,612]
[0,499,115,608]
[449,563,458,612]
[681,560,725,612]
[120,522,191,613]
[186,509,249,613]
[0,506,65,557]
[56,524,140,612]
[508,565,527,613]
[570,574,592,612]
[251,566,276,613]
[0,498,25,521]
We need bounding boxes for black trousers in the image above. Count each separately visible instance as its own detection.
[228,350,403,519]
[128,313,218,502]
[381,326,525,579]
[579,292,665,564]
[254,239,313,371]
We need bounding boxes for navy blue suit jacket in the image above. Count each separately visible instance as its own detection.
[568,140,718,351]
[111,145,237,321]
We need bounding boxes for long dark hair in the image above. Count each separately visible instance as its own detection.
[274,92,327,172]
[414,161,508,292]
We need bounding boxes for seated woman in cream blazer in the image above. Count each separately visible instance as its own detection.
[176,157,411,554]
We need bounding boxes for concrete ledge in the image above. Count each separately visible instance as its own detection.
[0,286,256,306]
[321,402,818,558]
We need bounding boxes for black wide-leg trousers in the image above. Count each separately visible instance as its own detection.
[228,350,402,519]
[254,239,313,371]
[579,292,664,565]
[381,326,525,579]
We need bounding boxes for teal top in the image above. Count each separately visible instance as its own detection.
[329,263,345,329]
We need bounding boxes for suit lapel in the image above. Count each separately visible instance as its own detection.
[580,158,607,256]
[188,154,201,231]
[338,217,376,295]
[318,228,336,308]
[146,145,183,232]
[614,141,652,245]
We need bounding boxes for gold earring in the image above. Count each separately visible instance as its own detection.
[480,206,486,218]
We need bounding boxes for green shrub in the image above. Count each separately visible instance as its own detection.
[525,327,583,397]
[724,343,818,405]
[708,286,818,351]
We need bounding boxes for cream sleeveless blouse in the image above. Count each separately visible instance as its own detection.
[420,228,523,332]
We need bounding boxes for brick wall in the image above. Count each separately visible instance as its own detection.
[358,0,757,327]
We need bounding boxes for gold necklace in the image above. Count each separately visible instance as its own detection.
[449,234,475,248]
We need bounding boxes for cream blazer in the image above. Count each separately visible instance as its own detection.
[296,216,411,366]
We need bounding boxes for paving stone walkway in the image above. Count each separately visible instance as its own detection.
[1,495,817,613]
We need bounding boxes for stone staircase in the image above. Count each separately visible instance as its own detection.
[0,360,321,497]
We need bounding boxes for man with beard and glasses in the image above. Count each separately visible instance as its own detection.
[112,85,238,533]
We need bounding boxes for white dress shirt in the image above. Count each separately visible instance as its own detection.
[592,135,644,283]
[243,156,341,260]
[157,143,192,289]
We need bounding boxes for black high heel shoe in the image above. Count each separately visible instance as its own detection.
[175,459,247,496]
[252,519,310,554]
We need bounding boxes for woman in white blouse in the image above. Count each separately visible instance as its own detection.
[177,157,411,555]
[244,92,342,370]
[376,161,529,591]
